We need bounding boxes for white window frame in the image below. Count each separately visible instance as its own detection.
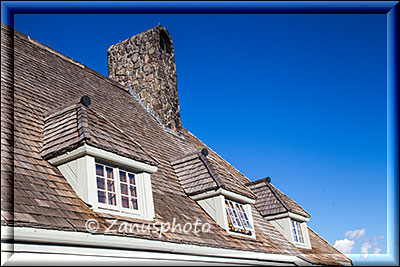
[225,199,254,235]
[291,219,305,245]
[95,162,142,216]
[49,144,157,221]
[190,188,256,239]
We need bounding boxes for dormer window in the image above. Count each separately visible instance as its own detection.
[42,97,158,221]
[171,149,257,238]
[292,220,305,244]
[225,200,253,234]
[47,144,157,221]
[246,177,312,249]
[95,163,140,214]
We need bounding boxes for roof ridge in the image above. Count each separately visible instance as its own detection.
[76,103,91,142]
[198,153,225,188]
[184,129,251,184]
[12,24,183,139]
[271,184,311,218]
[267,183,292,213]
[12,24,130,96]
[245,177,271,186]
[171,150,224,190]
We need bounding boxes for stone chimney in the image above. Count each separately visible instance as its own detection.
[107,25,182,135]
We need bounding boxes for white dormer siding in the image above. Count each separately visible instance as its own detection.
[49,144,157,221]
[191,189,256,238]
[264,212,312,249]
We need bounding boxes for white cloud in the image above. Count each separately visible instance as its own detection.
[335,230,384,257]
[360,241,372,258]
[359,236,385,258]
[334,238,355,254]
[345,229,366,240]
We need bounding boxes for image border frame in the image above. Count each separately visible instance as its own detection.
[1,1,398,266]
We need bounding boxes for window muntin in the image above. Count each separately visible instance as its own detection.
[292,220,304,244]
[95,162,140,214]
[225,200,253,235]
[119,170,138,211]
[96,164,117,206]
[236,203,252,231]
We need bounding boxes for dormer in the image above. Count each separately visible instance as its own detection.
[41,96,158,221]
[246,177,312,249]
[171,149,257,238]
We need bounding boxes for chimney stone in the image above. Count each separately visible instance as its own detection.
[107,25,182,135]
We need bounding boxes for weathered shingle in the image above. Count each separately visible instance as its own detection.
[246,178,311,218]
[42,102,85,159]
[172,150,255,199]
[42,99,157,166]
[0,23,351,265]
[172,151,223,196]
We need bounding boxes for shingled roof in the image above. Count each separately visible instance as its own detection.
[171,149,255,199]
[42,97,157,166]
[246,177,311,218]
[1,23,351,265]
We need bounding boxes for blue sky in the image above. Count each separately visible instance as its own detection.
[12,13,387,262]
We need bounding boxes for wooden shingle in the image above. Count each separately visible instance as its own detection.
[0,23,350,265]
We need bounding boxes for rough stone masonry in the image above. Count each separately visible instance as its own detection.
[107,25,182,135]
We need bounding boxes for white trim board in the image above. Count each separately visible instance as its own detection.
[48,144,158,174]
[1,226,311,266]
[263,212,310,223]
[190,188,256,204]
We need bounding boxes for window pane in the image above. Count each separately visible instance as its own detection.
[236,204,252,230]
[120,171,127,182]
[131,198,138,210]
[108,193,116,205]
[230,203,240,225]
[97,177,105,190]
[292,221,305,243]
[120,183,128,195]
[107,180,115,192]
[241,207,250,222]
[228,201,243,229]
[106,167,114,179]
[130,186,137,198]
[235,204,246,225]
[121,196,129,208]
[240,205,250,221]
[96,164,104,176]
[299,232,304,243]
[225,201,235,228]
[225,208,233,225]
[97,191,106,203]
[128,173,135,185]
[296,222,304,243]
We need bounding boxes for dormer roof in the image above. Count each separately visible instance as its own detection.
[246,178,310,218]
[171,149,256,200]
[42,97,157,166]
